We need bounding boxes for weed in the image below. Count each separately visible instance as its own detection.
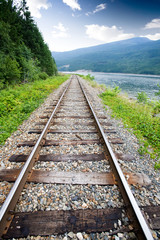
[154,161,160,170]
[138,146,147,155]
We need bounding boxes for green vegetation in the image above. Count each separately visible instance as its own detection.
[154,85,160,115]
[99,86,160,169]
[84,74,95,81]
[155,84,160,96]
[0,0,57,88]
[136,91,148,104]
[0,75,69,144]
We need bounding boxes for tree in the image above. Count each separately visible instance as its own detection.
[0,0,57,87]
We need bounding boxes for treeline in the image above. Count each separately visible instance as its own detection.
[0,0,57,89]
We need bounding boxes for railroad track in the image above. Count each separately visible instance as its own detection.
[0,75,159,239]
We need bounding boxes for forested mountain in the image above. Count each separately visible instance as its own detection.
[0,0,57,89]
[53,38,160,75]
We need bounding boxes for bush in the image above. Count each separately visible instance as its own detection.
[137,91,148,103]
[85,74,94,81]
[153,102,160,115]
[100,86,121,97]
[0,55,21,84]
[39,72,48,80]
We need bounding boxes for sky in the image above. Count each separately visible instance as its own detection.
[21,0,160,52]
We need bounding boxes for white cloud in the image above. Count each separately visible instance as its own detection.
[26,0,51,18]
[85,24,134,42]
[144,19,160,29]
[62,0,81,11]
[93,4,107,14]
[86,3,106,16]
[141,33,160,41]
[52,22,69,38]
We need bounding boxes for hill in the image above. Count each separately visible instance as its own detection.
[52,38,160,75]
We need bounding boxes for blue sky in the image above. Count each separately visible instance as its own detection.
[23,0,160,52]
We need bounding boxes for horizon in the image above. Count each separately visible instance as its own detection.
[17,0,160,52]
[52,36,155,53]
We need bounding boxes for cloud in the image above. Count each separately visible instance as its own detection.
[26,0,51,18]
[141,33,160,41]
[62,0,81,11]
[144,19,160,29]
[86,3,106,16]
[85,24,134,42]
[52,22,69,38]
[93,4,107,14]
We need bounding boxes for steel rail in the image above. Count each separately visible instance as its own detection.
[78,77,153,240]
[0,79,71,236]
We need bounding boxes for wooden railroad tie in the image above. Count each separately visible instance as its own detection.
[28,129,117,134]
[0,169,151,186]
[35,121,96,126]
[39,115,94,119]
[9,153,134,163]
[9,153,107,162]
[3,206,160,238]
[17,138,124,147]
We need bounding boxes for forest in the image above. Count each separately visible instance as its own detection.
[0,0,57,89]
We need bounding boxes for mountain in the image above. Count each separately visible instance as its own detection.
[52,37,160,75]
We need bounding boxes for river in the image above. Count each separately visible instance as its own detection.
[66,71,160,100]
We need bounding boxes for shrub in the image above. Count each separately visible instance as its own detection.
[100,86,121,97]
[39,72,48,80]
[0,56,21,84]
[137,91,148,103]
[153,102,160,115]
[85,74,95,81]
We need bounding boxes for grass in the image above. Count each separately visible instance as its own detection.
[0,75,70,145]
[99,87,160,169]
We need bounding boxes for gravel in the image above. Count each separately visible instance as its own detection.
[0,75,159,239]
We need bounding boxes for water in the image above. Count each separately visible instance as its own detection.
[68,71,160,100]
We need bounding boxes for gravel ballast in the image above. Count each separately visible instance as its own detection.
[0,75,159,240]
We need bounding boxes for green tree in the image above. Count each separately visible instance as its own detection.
[0,0,57,86]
